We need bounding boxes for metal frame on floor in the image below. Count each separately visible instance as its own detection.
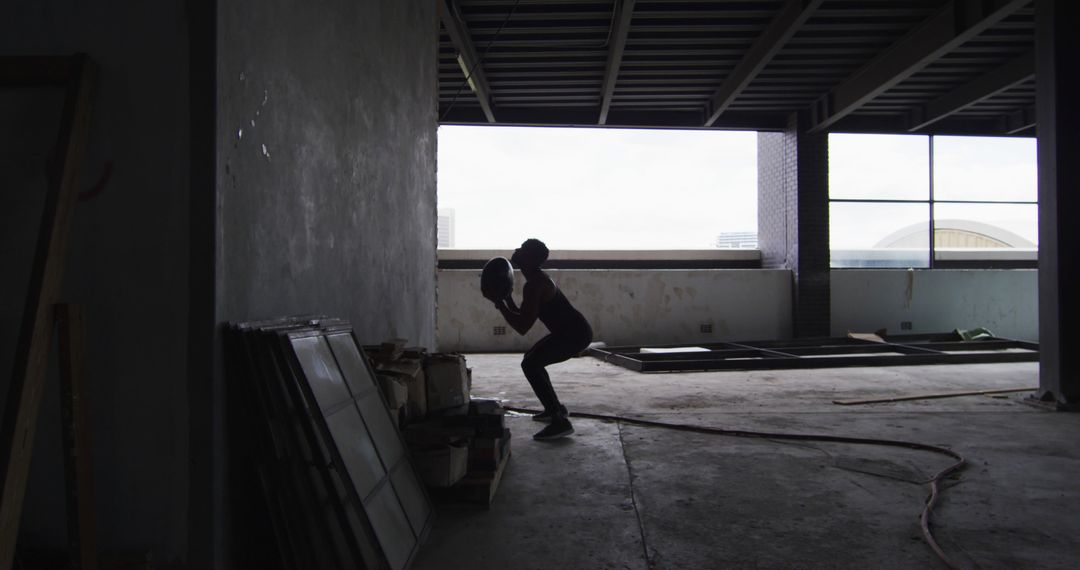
[587,333,1040,373]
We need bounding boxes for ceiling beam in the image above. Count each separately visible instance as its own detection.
[1000,105,1036,134]
[808,0,1031,133]
[908,49,1034,131]
[704,0,823,127]
[439,0,497,123]
[598,0,636,125]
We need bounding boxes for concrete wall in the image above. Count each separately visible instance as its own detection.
[831,270,1038,341]
[437,269,793,352]
[0,0,192,563]
[205,0,437,566]
[215,0,437,346]
[438,268,1038,352]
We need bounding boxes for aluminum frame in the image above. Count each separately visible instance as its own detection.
[587,333,1039,373]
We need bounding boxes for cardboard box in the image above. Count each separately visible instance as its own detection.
[411,443,468,488]
[469,428,511,472]
[379,338,408,360]
[375,373,409,410]
[425,354,470,413]
[403,346,428,360]
[403,419,473,445]
[442,411,504,439]
[375,358,426,419]
[469,398,503,416]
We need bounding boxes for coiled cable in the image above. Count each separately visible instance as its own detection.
[505,406,966,569]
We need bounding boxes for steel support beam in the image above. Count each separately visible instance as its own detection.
[809,0,1031,133]
[1035,0,1080,407]
[1001,105,1036,134]
[908,49,1034,131]
[439,0,497,123]
[598,0,636,125]
[704,0,823,127]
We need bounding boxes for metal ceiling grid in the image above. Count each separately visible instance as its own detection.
[438,0,1037,135]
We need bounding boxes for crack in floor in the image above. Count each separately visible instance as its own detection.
[617,421,653,569]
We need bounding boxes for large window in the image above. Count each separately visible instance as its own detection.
[437,126,757,250]
[829,134,1037,268]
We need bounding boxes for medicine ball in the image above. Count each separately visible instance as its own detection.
[480,256,514,300]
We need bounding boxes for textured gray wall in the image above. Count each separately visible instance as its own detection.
[0,0,191,564]
[832,269,1038,341]
[215,0,437,345]
[202,0,437,566]
[438,269,793,352]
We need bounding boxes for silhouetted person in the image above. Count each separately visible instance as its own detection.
[488,239,592,440]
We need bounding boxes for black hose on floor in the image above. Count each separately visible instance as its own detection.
[505,406,966,570]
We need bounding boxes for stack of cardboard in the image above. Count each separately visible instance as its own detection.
[366,341,429,427]
[424,353,472,414]
[404,399,511,506]
[365,343,509,504]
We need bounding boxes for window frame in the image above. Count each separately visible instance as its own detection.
[829,135,1038,270]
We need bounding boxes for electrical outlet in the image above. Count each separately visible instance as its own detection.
[900,321,913,331]
[700,323,713,334]
[493,326,506,336]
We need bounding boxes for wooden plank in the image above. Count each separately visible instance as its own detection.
[0,54,96,570]
[435,446,512,509]
[832,387,1036,406]
[57,304,98,570]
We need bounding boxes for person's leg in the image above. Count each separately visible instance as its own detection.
[521,335,567,414]
[522,335,583,439]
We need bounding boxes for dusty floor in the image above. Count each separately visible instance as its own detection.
[411,355,1079,570]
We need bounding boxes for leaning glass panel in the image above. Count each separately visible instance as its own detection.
[290,335,352,411]
[358,392,404,468]
[366,482,415,570]
[325,411,385,498]
[326,332,378,398]
[390,463,430,537]
[831,202,930,268]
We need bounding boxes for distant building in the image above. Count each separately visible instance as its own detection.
[715,231,758,249]
[875,219,1036,249]
[832,219,1037,268]
[437,208,455,248]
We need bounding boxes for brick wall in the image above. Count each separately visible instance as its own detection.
[757,112,831,337]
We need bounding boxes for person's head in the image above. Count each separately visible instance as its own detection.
[511,238,549,271]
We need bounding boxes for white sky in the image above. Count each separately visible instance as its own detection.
[438,126,757,249]
[437,126,1037,250]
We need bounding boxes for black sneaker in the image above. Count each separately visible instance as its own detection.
[532,405,568,423]
[533,418,574,440]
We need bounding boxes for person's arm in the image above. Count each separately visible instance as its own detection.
[495,281,544,335]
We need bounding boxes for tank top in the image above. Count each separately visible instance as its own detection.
[538,287,592,341]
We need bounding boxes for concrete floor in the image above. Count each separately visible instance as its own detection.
[411,355,1080,570]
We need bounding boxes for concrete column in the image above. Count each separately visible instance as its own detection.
[757,112,830,337]
[1036,0,1080,406]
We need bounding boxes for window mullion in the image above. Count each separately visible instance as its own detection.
[929,135,936,269]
